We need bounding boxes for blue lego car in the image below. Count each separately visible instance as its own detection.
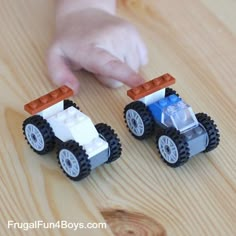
[124,74,220,167]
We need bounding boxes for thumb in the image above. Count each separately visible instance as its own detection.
[47,46,80,94]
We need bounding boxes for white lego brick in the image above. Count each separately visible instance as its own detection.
[139,89,165,105]
[83,137,108,158]
[47,107,99,144]
[37,101,63,119]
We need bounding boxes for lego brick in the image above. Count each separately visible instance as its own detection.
[139,88,165,106]
[127,73,175,100]
[37,101,63,119]
[89,148,109,170]
[149,95,199,133]
[24,85,73,115]
[83,136,108,160]
[47,107,99,145]
[148,95,181,124]
[184,125,208,157]
[166,103,198,133]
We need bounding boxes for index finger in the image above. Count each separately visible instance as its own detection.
[80,47,145,87]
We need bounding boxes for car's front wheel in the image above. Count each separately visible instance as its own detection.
[156,127,190,167]
[57,140,91,181]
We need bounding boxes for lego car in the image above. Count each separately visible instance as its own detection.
[124,74,220,167]
[23,86,122,181]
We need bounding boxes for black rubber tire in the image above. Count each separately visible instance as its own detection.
[57,140,91,181]
[95,123,122,163]
[124,101,155,140]
[165,87,179,97]
[196,113,220,152]
[156,127,190,167]
[64,99,80,110]
[23,115,55,155]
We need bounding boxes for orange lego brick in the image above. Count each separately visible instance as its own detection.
[24,85,74,115]
[127,73,176,100]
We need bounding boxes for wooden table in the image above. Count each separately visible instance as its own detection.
[0,0,235,235]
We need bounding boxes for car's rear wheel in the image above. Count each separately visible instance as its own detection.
[124,101,155,140]
[64,99,80,110]
[95,123,122,163]
[23,115,55,155]
[196,113,220,152]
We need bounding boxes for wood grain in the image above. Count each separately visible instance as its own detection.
[0,0,235,235]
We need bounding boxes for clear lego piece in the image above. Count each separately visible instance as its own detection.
[162,100,198,132]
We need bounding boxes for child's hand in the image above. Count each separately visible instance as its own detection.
[47,8,148,93]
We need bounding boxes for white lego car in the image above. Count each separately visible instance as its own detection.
[23,86,122,181]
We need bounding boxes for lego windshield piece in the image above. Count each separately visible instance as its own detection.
[162,100,199,132]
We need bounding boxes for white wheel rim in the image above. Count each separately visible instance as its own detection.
[126,109,145,137]
[25,124,45,151]
[59,149,80,177]
[158,135,179,164]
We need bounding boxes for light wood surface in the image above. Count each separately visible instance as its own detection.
[0,0,235,235]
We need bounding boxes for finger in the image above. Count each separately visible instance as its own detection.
[124,44,141,73]
[47,46,80,94]
[81,47,145,87]
[95,75,124,88]
[136,36,148,66]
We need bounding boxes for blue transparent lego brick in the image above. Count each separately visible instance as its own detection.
[148,95,181,123]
